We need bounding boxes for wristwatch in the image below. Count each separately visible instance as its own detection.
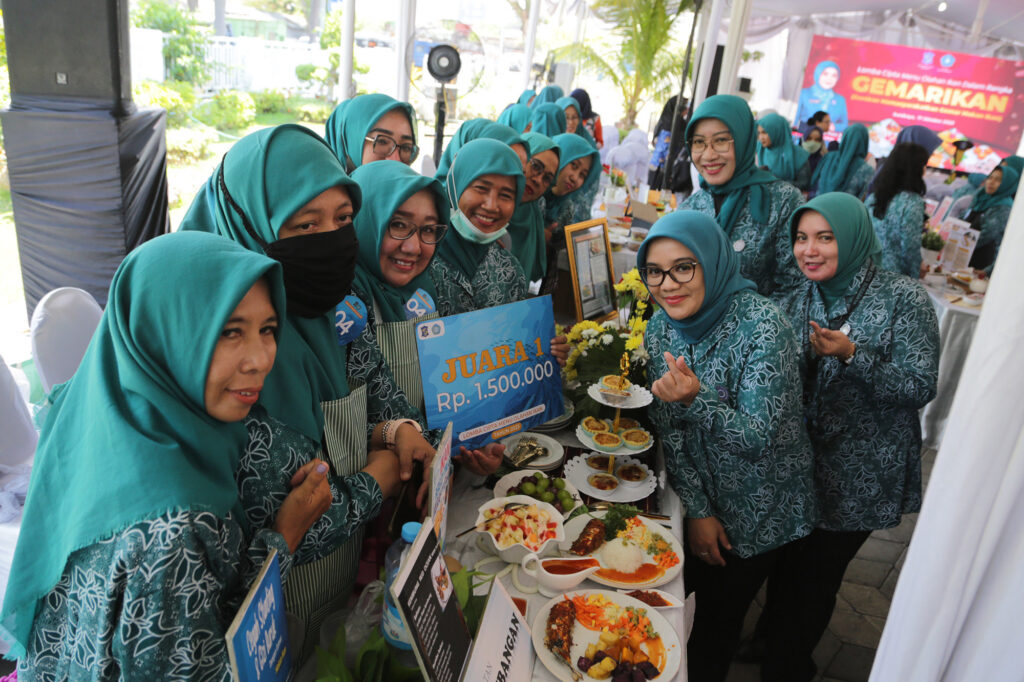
[842,343,857,365]
[383,419,422,449]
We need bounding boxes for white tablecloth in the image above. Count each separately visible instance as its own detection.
[443,438,689,681]
[920,284,981,449]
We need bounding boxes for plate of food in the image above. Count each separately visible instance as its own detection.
[559,509,682,589]
[493,470,584,516]
[533,589,681,681]
[588,376,653,409]
[576,423,654,456]
[564,455,657,502]
[501,431,565,470]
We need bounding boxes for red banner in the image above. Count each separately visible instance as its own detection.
[798,35,1024,173]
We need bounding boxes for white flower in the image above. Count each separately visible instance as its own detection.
[581,329,599,339]
[565,379,581,390]
[631,346,650,364]
[581,350,588,357]
[601,320,620,330]
[601,334,614,345]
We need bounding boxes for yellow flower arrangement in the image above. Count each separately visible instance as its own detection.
[614,268,649,303]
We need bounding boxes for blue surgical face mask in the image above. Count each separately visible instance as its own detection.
[450,209,507,244]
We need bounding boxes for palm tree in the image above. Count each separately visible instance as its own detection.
[557,0,692,127]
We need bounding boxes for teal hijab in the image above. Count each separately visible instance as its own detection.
[811,123,869,195]
[324,93,417,172]
[637,211,756,344]
[437,138,526,280]
[0,231,285,659]
[530,103,567,138]
[498,103,532,132]
[757,112,809,182]
[686,94,777,234]
[518,89,535,105]
[544,133,601,222]
[180,124,361,443]
[531,84,564,109]
[1002,155,1024,175]
[510,132,560,281]
[350,161,450,322]
[790,192,882,311]
[555,96,598,148]
[970,166,1020,214]
[434,119,530,180]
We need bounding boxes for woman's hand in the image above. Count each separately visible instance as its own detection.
[809,321,855,359]
[456,443,505,476]
[393,424,435,482]
[275,459,333,552]
[550,334,570,366]
[687,516,732,566]
[651,351,700,406]
[363,449,402,499]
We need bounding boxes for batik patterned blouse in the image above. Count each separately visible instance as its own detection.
[681,180,805,299]
[866,192,926,277]
[779,263,939,531]
[646,290,817,558]
[20,511,291,681]
[430,244,528,315]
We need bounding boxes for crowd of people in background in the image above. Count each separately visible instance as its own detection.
[2,73,1018,682]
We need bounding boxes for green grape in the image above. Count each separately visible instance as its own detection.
[553,478,566,490]
[536,477,550,492]
[540,490,556,503]
[521,481,537,496]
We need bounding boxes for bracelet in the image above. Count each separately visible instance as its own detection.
[383,419,422,449]
[842,342,857,365]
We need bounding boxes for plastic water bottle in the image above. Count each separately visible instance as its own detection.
[381,521,421,667]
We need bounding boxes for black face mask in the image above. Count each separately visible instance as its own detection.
[264,229,358,318]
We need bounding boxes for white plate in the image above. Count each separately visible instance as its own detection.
[493,470,583,515]
[576,425,653,456]
[563,455,657,503]
[531,589,682,682]
[533,399,575,432]
[559,510,683,589]
[615,588,685,609]
[501,432,565,470]
[587,382,654,409]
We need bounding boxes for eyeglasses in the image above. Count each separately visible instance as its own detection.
[638,261,699,286]
[688,136,734,155]
[365,134,419,163]
[526,158,556,188]
[387,219,447,244]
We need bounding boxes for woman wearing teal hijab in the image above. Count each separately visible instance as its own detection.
[766,193,938,680]
[757,112,810,190]
[529,102,567,138]
[681,94,806,298]
[965,165,1019,270]
[555,95,597,148]
[434,119,530,181]
[530,84,564,109]
[325,93,419,172]
[517,88,535,106]
[4,232,335,678]
[640,210,816,681]
[508,132,560,283]
[181,124,426,659]
[497,103,532,132]
[810,122,872,198]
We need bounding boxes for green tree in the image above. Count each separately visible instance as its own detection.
[132,0,211,83]
[296,8,367,102]
[557,0,691,127]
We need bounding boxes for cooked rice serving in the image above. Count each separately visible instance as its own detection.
[600,537,644,573]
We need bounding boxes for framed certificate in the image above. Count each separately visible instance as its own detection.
[564,218,617,323]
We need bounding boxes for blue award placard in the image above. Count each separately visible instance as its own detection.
[416,296,564,450]
[226,551,290,682]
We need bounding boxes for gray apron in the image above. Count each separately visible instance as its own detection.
[373,300,436,412]
[284,381,368,662]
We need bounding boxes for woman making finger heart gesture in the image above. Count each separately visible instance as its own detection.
[641,210,817,682]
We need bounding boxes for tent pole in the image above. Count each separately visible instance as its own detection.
[522,0,542,92]
[396,0,415,101]
[339,0,356,101]
[717,0,752,95]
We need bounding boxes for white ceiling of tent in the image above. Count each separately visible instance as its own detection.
[750,1,1024,46]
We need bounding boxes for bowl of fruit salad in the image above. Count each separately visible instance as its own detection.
[475,495,565,563]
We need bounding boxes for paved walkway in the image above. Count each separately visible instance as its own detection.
[726,448,937,682]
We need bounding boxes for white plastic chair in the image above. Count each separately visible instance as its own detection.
[0,353,36,473]
[30,287,103,393]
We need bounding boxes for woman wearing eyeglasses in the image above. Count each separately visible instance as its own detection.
[325,93,420,172]
[641,210,816,682]
[507,132,560,286]
[434,119,530,181]
[681,94,805,299]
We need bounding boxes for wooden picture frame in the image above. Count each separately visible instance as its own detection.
[563,218,618,323]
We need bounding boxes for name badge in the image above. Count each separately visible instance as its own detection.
[334,295,368,346]
[733,239,746,252]
[404,288,437,320]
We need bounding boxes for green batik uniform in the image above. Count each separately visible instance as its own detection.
[6,233,292,678]
[865,191,926,277]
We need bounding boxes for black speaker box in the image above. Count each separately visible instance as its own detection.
[2,0,133,113]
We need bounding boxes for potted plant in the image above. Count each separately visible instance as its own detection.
[921,230,944,267]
